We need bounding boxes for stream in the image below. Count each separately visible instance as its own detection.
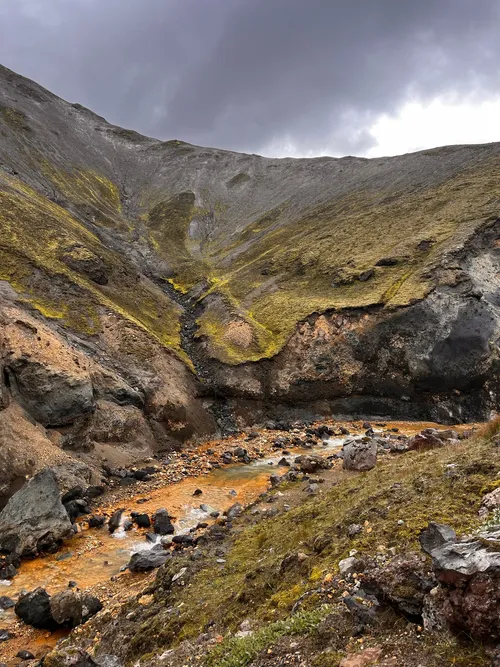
[0,436,347,650]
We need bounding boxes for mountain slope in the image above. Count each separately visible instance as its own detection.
[1,63,500,486]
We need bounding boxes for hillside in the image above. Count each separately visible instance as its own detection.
[1,63,500,496]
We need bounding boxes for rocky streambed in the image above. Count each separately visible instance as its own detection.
[0,420,478,663]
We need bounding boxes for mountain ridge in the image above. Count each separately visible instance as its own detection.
[1,63,500,500]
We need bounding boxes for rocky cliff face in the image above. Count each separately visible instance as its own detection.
[1,63,500,492]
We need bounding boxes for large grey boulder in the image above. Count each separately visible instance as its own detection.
[0,468,73,558]
[342,439,377,471]
[127,544,170,572]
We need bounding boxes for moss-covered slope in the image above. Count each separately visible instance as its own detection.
[1,63,500,368]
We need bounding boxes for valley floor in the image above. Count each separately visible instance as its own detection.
[1,420,499,666]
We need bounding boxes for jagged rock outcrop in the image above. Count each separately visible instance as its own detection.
[420,522,500,641]
[0,468,74,557]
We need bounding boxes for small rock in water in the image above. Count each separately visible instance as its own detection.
[193,488,203,496]
[153,509,175,535]
[228,489,237,497]
[0,596,14,610]
[88,515,106,529]
[108,509,124,534]
[17,650,35,660]
[132,513,151,529]
[0,629,13,642]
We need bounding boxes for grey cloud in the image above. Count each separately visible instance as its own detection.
[0,0,499,156]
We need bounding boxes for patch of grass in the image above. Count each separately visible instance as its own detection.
[204,606,330,667]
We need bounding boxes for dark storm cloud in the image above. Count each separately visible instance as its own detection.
[1,0,499,155]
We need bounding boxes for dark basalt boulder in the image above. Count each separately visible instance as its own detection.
[153,508,175,535]
[108,509,124,534]
[15,587,102,630]
[15,587,57,629]
[0,468,73,558]
[131,513,151,528]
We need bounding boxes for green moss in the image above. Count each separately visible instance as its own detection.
[204,606,330,667]
[195,158,500,363]
[0,172,184,355]
[226,172,251,188]
[0,105,31,131]
[146,191,209,290]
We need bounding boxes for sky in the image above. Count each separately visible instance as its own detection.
[0,0,500,158]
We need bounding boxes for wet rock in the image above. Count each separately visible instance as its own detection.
[226,502,243,519]
[0,596,14,610]
[61,486,84,504]
[15,587,57,629]
[222,452,233,464]
[50,589,102,627]
[88,515,106,528]
[342,439,377,472]
[108,509,124,534]
[294,454,332,474]
[269,474,281,487]
[0,629,13,642]
[193,488,203,496]
[0,468,74,558]
[278,457,290,467]
[128,544,170,572]
[233,446,247,458]
[17,650,35,660]
[153,508,175,535]
[84,485,105,500]
[172,534,195,547]
[64,499,90,522]
[131,513,151,529]
[0,558,17,579]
